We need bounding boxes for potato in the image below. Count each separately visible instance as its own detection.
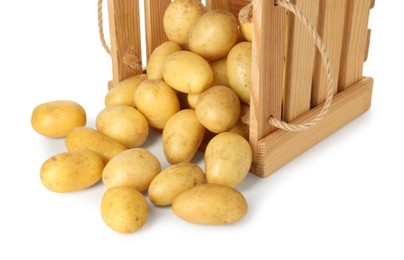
[31,100,86,138]
[65,127,127,162]
[96,105,148,148]
[172,183,248,224]
[238,4,253,42]
[134,79,180,129]
[40,150,104,193]
[147,41,182,80]
[211,57,229,87]
[163,0,206,45]
[227,41,252,104]
[187,93,200,109]
[205,132,252,187]
[188,10,239,60]
[163,51,213,94]
[105,74,147,108]
[229,104,250,140]
[101,186,148,233]
[162,109,206,164]
[148,163,205,206]
[195,86,240,133]
[102,148,161,192]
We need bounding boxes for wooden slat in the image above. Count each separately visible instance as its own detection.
[108,0,142,87]
[283,0,320,122]
[206,0,231,11]
[338,0,372,91]
[364,29,371,62]
[249,0,287,162]
[311,0,348,106]
[230,0,251,16]
[144,0,170,61]
[254,77,373,177]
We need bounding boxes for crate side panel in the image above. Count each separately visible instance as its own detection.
[283,0,320,122]
[338,0,372,91]
[108,0,142,86]
[144,0,170,60]
[311,0,348,106]
[206,0,231,11]
[250,0,287,161]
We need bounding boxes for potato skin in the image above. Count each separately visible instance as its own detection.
[105,74,147,108]
[101,186,148,233]
[148,163,205,206]
[172,183,248,225]
[163,0,206,45]
[40,150,104,193]
[211,57,229,87]
[102,148,161,192]
[195,86,241,133]
[227,42,252,104]
[162,109,206,164]
[31,100,86,138]
[205,132,252,187]
[134,79,180,129]
[147,41,182,80]
[163,51,213,94]
[188,10,239,60]
[96,105,148,148]
[65,127,127,162]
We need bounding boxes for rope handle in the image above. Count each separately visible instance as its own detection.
[98,0,336,132]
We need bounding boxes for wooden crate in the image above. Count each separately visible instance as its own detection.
[106,0,374,177]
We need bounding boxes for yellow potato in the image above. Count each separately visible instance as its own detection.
[96,105,148,148]
[102,148,161,192]
[101,186,148,233]
[134,79,180,129]
[205,132,252,187]
[105,74,147,108]
[162,109,206,164]
[163,0,206,45]
[188,10,239,60]
[148,163,205,206]
[163,51,213,94]
[147,41,182,80]
[172,183,248,225]
[211,57,229,87]
[238,4,253,42]
[40,150,104,193]
[227,41,252,104]
[31,100,86,138]
[186,93,200,109]
[229,104,250,140]
[195,86,240,133]
[65,127,127,162]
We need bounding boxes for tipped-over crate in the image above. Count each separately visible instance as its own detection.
[106,0,374,177]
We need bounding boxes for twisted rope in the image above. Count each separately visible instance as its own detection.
[98,0,111,55]
[268,0,336,131]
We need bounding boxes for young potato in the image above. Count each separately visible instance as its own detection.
[195,86,240,133]
[101,186,148,234]
[211,57,229,87]
[65,127,127,162]
[147,41,182,80]
[227,41,252,104]
[238,4,253,42]
[96,105,148,148]
[162,109,206,164]
[163,0,206,45]
[229,104,250,140]
[102,148,161,192]
[187,93,200,109]
[163,51,213,94]
[40,150,104,193]
[188,10,239,60]
[172,183,248,225]
[205,132,252,187]
[31,100,86,138]
[134,79,180,129]
[148,163,205,206]
[105,74,147,108]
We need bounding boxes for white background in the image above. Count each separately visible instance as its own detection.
[0,1,403,259]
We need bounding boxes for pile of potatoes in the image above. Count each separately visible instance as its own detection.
[31,0,254,234]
